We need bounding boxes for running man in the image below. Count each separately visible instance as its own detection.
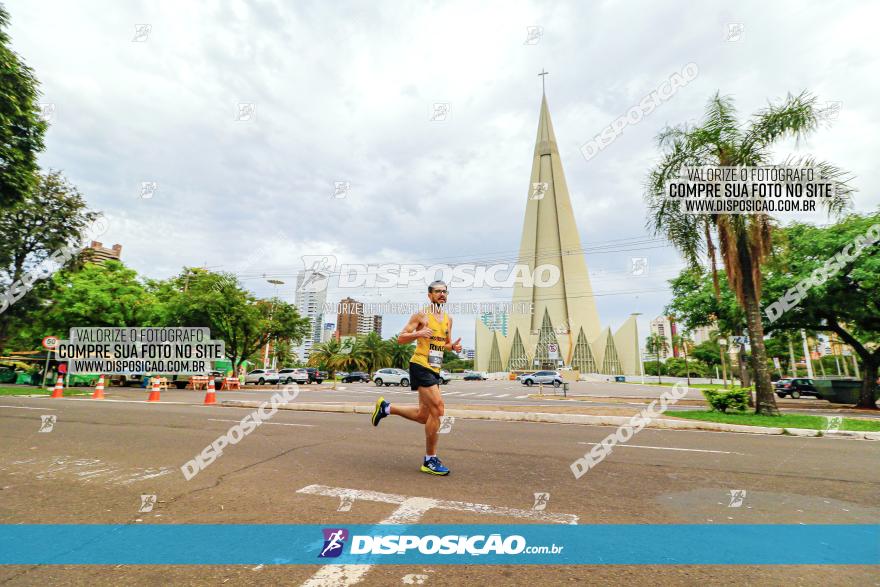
[371,280,461,475]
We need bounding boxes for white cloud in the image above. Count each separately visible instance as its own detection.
[7,0,877,346]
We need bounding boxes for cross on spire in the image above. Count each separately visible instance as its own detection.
[538,68,549,94]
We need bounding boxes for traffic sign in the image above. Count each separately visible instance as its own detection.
[41,336,60,350]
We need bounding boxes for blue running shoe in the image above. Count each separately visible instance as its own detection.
[371,396,389,426]
[420,456,450,476]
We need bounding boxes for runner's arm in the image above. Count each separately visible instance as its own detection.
[398,313,431,344]
[443,316,462,352]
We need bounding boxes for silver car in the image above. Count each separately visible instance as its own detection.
[373,368,410,387]
[245,369,279,385]
[520,370,563,387]
[277,368,308,384]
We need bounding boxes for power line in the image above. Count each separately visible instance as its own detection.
[231,242,675,282]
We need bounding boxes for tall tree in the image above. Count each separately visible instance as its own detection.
[0,171,99,349]
[666,268,752,384]
[308,339,349,378]
[691,339,722,372]
[6,260,154,351]
[339,337,369,372]
[646,91,854,414]
[671,332,693,386]
[0,6,47,209]
[155,268,310,374]
[386,336,415,369]
[360,331,390,373]
[761,213,879,407]
[645,333,668,383]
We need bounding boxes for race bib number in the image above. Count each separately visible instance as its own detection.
[428,349,443,367]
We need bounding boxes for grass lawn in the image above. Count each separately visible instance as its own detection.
[0,386,90,397]
[626,381,743,390]
[665,410,880,432]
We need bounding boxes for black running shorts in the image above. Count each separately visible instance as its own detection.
[409,362,441,391]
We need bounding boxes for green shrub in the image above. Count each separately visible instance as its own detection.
[702,387,750,413]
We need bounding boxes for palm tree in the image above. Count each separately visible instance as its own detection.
[672,332,693,387]
[340,337,369,373]
[645,333,668,384]
[360,331,390,373]
[308,339,348,379]
[646,92,853,415]
[386,336,415,369]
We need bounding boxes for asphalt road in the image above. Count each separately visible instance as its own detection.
[0,394,877,586]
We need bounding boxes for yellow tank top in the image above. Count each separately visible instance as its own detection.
[409,311,448,373]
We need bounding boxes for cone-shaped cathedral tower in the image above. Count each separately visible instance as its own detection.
[474,87,641,376]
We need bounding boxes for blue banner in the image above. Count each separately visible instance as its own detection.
[0,525,876,565]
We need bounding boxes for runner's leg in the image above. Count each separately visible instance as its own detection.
[390,401,427,423]
[418,384,444,455]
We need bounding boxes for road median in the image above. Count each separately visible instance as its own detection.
[219,400,880,440]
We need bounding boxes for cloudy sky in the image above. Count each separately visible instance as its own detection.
[7,0,878,347]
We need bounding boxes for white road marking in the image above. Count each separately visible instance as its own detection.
[442,391,460,396]
[457,393,475,397]
[297,484,578,523]
[515,395,529,399]
[14,456,173,485]
[495,394,510,398]
[297,484,577,586]
[208,418,314,428]
[118,468,172,484]
[577,442,744,455]
[0,404,52,410]
[477,393,494,397]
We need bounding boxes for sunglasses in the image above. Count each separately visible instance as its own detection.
[432,290,448,294]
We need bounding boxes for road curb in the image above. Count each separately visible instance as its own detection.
[219,401,878,440]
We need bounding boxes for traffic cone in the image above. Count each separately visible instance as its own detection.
[147,377,161,402]
[51,375,64,398]
[203,377,216,405]
[91,375,106,399]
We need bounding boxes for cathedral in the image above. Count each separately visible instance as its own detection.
[474,90,641,376]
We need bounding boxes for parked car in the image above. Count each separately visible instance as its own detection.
[341,371,370,383]
[520,370,563,387]
[463,372,487,381]
[303,367,327,384]
[373,368,410,387]
[775,377,820,399]
[439,369,451,385]
[773,378,792,391]
[245,369,279,385]
[277,368,308,384]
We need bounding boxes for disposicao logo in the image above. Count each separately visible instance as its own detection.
[319,528,349,558]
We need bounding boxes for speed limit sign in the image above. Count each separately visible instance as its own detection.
[41,336,60,350]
